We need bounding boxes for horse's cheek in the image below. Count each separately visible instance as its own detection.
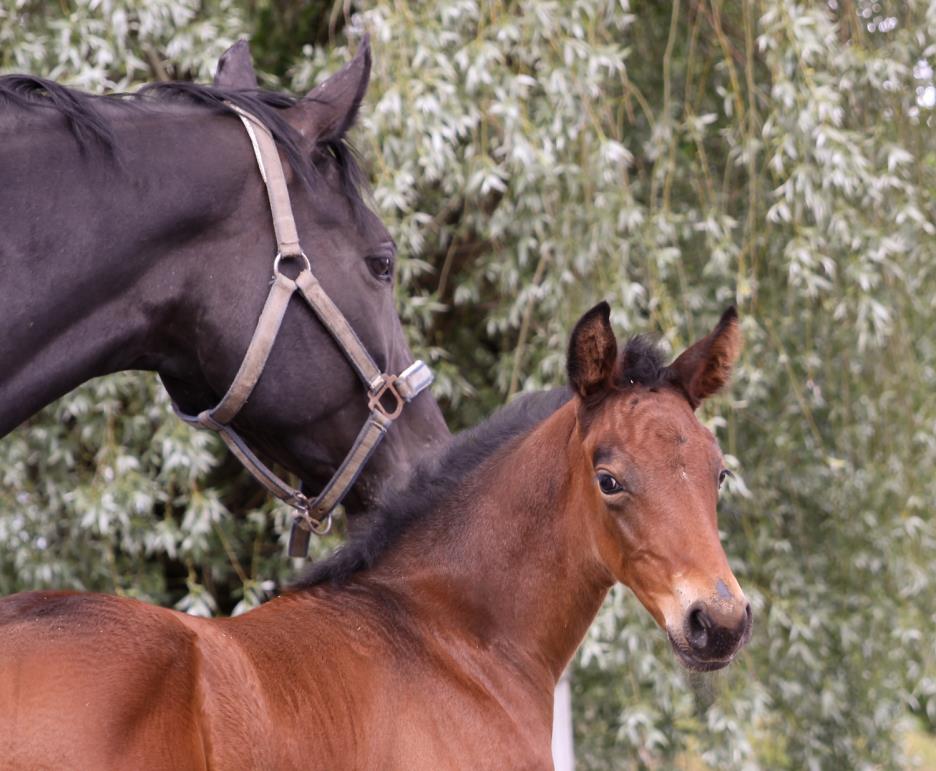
[590,505,633,584]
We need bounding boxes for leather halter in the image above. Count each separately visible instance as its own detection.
[172,105,433,558]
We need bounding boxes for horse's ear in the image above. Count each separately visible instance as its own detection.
[666,307,741,409]
[567,302,618,400]
[214,39,258,89]
[286,35,371,142]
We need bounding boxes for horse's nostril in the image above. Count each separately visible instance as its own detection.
[686,603,711,651]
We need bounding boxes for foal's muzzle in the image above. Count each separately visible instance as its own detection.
[668,599,752,672]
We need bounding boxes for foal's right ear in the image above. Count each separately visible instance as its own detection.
[214,39,258,89]
[666,306,742,409]
[567,302,618,400]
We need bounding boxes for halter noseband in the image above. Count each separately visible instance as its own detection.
[171,105,433,559]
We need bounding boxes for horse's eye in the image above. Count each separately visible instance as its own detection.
[718,469,733,488]
[597,472,624,495]
[366,255,394,282]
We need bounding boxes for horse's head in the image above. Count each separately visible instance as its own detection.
[163,40,450,512]
[567,303,750,671]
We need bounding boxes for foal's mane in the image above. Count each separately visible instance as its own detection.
[0,75,364,202]
[293,334,671,590]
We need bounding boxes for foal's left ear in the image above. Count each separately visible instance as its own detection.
[214,39,258,89]
[666,307,742,409]
[567,302,618,400]
[286,35,371,142]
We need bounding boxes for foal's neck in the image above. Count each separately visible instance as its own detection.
[377,401,612,685]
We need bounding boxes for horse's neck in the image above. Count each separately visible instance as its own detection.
[378,401,613,687]
[0,110,257,435]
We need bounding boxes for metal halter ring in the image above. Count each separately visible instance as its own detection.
[309,513,333,536]
[295,510,333,536]
[368,375,406,421]
[273,250,311,275]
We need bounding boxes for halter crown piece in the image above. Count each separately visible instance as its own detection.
[171,105,433,558]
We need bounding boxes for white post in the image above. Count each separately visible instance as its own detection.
[551,668,574,771]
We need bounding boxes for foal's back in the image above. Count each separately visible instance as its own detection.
[0,588,553,770]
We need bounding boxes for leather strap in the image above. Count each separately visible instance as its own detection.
[287,411,393,558]
[202,270,296,426]
[230,106,303,257]
[217,425,309,509]
[170,105,435,558]
[294,270,383,389]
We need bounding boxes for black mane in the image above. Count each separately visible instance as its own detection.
[292,387,574,590]
[292,331,673,591]
[0,75,365,203]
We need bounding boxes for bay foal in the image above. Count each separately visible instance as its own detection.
[0,304,750,769]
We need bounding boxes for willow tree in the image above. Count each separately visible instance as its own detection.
[2,1,934,767]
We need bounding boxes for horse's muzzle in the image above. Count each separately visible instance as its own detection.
[667,599,753,672]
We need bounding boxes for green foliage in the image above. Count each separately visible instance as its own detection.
[2,1,935,767]
[249,0,336,77]
[0,0,246,86]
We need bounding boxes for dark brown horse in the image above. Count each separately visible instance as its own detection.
[0,40,448,515]
[0,305,750,769]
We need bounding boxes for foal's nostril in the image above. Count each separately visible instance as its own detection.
[685,603,711,651]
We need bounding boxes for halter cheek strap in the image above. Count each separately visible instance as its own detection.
[171,105,433,558]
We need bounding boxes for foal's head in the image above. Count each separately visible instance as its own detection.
[568,303,751,671]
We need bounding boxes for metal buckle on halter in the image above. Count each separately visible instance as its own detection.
[285,488,310,513]
[368,375,405,421]
[367,360,433,422]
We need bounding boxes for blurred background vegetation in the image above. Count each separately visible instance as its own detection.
[1,0,935,767]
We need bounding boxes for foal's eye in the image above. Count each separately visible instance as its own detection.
[597,472,624,495]
[366,255,394,282]
[718,469,733,489]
